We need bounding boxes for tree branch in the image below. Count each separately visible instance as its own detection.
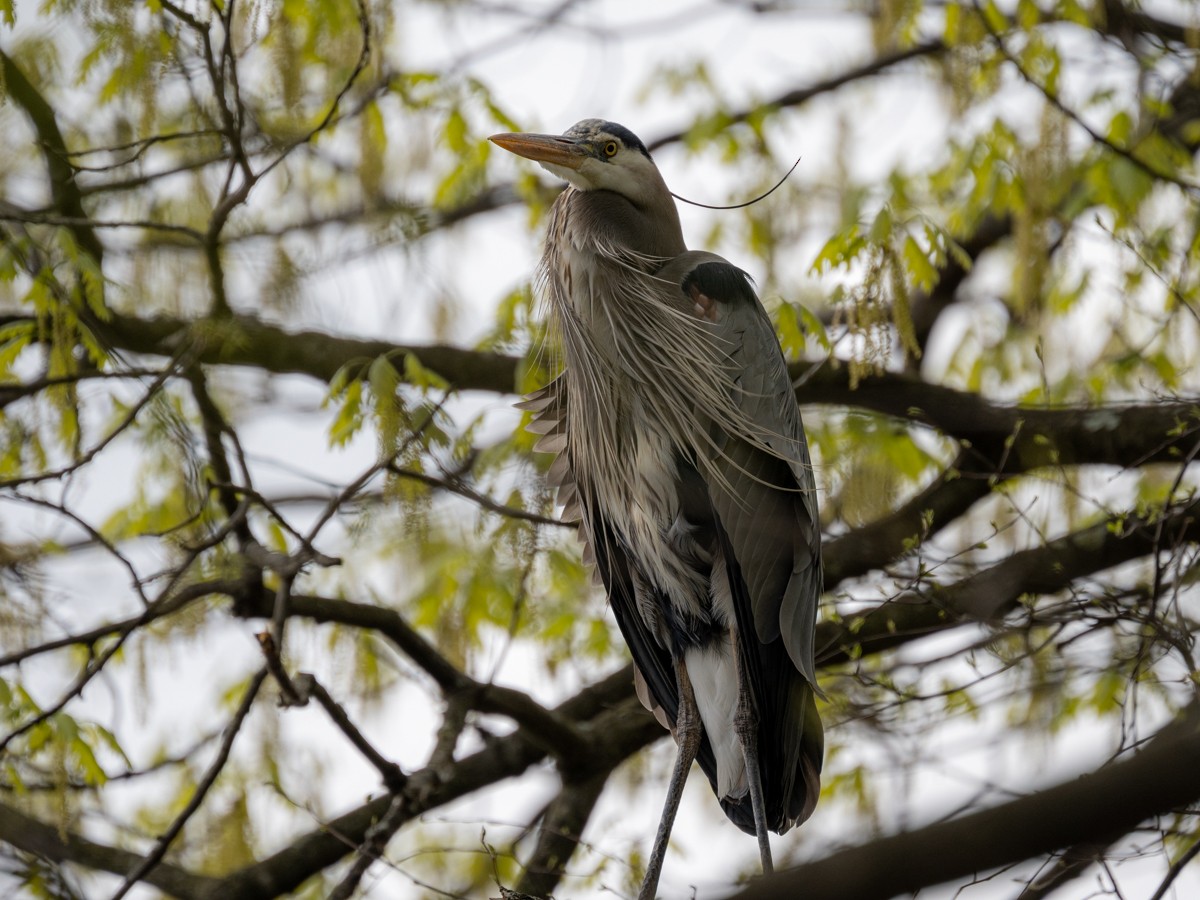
[822,452,993,586]
[0,51,103,262]
[645,39,947,152]
[804,366,1200,472]
[209,677,659,900]
[817,496,1200,666]
[238,592,596,764]
[3,308,1193,475]
[110,668,267,899]
[733,704,1200,900]
[293,674,408,793]
[0,359,185,490]
[214,490,1200,895]
[6,486,1196,900]
[1099,0,1194,50]
[514,769,608,899]
[0,802,221,898]
[0,576,247,669]
[1015,840,1114,900]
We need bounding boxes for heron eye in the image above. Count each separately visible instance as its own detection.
[603,141,619,157]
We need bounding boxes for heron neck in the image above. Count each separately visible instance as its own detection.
[567,187,686,261]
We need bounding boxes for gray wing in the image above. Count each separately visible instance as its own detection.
[657,251,824,830]
[655,251,823,688]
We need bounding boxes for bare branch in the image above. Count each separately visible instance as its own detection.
[0,367,175,412]
[0,578,254,668]
[732,704,1200,900]
[0,575,236,755]
[0,353,189,490]
[4,307,1193,477]
[645,39,947,152]
[109,668,267,900]
[205,672,658,900]
[0,51,103,262]
[822,451,992,587]
[1148,832,1200,900]
[63,129,225,170]
[325,793,407,900]
[387,463,567,529]
[269,593,596,763]
[817,496,1200,667]
[295,674,408,792]
[1015,841,1115,900]
[1098,0,1194,47]
[0,206,205,242]
[0,802,221,898]
[977,2,1199,195]
[514,770,608,899]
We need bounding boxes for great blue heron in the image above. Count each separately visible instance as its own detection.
[490,120,823,899]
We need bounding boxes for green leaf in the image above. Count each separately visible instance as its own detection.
[70,735,108,786]
[360,100,387,198]
[902,234,939,292]
[810,224,865,273]
[402,352,449,391]
[0,321,34,378]
[797,303,831,351]
[328,378,364,447]
[980,0,1008,33]
[89,723,131,768]
[943,3,960,43]
[368,354,405,453]
[1015,0,1039,30]
[1107,110,1133,145]
[868,205,893,244]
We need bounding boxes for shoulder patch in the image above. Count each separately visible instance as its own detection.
[681,262,757,308]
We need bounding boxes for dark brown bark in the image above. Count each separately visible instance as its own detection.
[734,705,1200,900]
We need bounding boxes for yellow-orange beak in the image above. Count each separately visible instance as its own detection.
[489,132,588,170]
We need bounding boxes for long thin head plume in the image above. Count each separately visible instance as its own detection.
[670,156,803,210]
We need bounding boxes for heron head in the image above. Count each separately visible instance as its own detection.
[490,119,667,207]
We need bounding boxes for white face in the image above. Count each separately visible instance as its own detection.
[537,158,590,189]
[540,134,666,207]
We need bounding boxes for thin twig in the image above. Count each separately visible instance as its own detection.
[304,392,452,546]
[64,128,223,165]
[0,367,173,411]
[255,630,303,707]
[255,0,372,183]
[295,674,407,792]
[0,208,205,241]
[1149,833,1200,900]
[0,352,191,490]
[388,464,568,529]
[0,590,182,753]
[108,667,267,900]
[12,491,151,607]
[975,2,1199,195]
[325,794,408,900]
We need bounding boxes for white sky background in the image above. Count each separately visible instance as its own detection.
[4,1,1200,899]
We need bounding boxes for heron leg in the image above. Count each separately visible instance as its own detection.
[732,628,773,875]
[638,657,701,900]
